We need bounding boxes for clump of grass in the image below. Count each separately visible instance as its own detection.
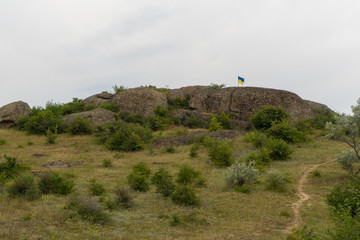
[88,179,106,196]
[164,145,176,153]
[7,174,41,201]
[189,144,199,159]
[27,141,34,146]
[114,186,134,209]
[310,169,321,178]
[264,170,287,192]
[66,195,110,224]
[0,139,6,145]
[17,144,24,149]
[280,210,291,217]
[102,159,113,168]
[38,171,75,195]
[45,128,57,144]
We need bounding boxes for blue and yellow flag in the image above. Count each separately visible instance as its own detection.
[238,76,245,85]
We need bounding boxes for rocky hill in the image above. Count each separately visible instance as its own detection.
[0,86,331,129]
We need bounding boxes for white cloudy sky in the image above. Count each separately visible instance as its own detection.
[1,0,360,113]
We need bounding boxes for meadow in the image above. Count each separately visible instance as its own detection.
[0,126,350,240]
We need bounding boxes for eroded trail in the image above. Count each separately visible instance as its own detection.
[284,160,334,234]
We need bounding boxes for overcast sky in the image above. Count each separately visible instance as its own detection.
[1,0,360,114]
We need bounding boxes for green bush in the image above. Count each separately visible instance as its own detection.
[189,144,199,158]
[102,159,113,168]
[208,83,226,89]
[337,150,358,172]
[171,185,199,206]
[66,195,110,224]
[45,128,57,144]
[286,225,320,240]
[0,155,29,181]
[215,112,232,130]
[18,109,63,135]
[99,103,119,113]
[89,179,106,196]
[167,95,190,110]
[119,112,144,125]
[0,139,6,145]
[208,116,223,132]
[183,115,208,129]
[250,106,289,130]
[311,109,336,130]
[176,165,205,187]
[127,163,151,192]
[243,131,267,148]
[7,174,41,201]
[38,171,75,195]
[224,161,258,187]
[96,121,152,152]
[264,138,293,161]
[112,85,127,93]
[246,150,272,167]
[265,170,287,191]
[208,141,233,167]
[151,168,176,197]
[266,121,306,143]
[114,186,134,209]
[67,116,93,135]
[165,145,176,153]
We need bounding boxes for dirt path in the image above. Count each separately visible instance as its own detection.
[284,160,334,234]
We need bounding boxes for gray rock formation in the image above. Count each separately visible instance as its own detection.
[111,87,167,116]
[62,108,115,127]
[304,100,332,113]
[169,86,315,121]
[83,92,113,107]
[0,101,31,128]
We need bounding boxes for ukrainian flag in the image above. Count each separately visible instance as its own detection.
[238,76,245,85]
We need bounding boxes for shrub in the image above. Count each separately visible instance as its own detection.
[89,179,106,196]
[66,195,110,224]
[246,150,272,167]
[310,169,321,178]
[243,131,267,148]
[112,84,127,93]
[67,116,93,135]
[38,171,75,195]
[189,144,199,158]
[265,170,287,191]
[0,155,29,181]
[114,186,134,209]
[176,165,205,187]
[45,128,57,144]
[250,106,289,130]
[266,121,306,143]
[337,150,358,172]
[208,83,226,89]
[151,168,176,197]
[216,112,232,130]
[165,145,176,153]
[144,115,172,131]
[0,139,6,145]
[167,95,190,110]
[171,185,199,206]
[208,141,233,167]
[96,121,152,152]
[127,163,151,192]
[99,103,119,113]
[264,138,293,161]
[311,109,336,130]
[7,174,41,201]
[119,112,144,124]
[102,159,113,168]
[224,161,258,187]
[287,225,320,240]
[208,116,223,132]
[183,115,207,129]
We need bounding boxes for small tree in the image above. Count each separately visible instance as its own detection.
[326,98,360,175]
[250,106,289,130]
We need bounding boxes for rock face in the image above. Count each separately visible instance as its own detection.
[83,92,113,107]
[0,101,31,128]
[111,87,168,116]
[170,86,315,121]
[62,108,115,127]
[304,100,332,113]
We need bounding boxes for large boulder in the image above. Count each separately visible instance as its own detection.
[170,86,315,121]
[83,92,113,107]
[62,108,115,127]
[111,87,167,116]
[0,101,31,128]
[229,87,315,121]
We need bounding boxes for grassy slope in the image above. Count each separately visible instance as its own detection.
[0,128,349,240]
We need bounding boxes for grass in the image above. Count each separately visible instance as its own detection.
[0,128,349,239]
